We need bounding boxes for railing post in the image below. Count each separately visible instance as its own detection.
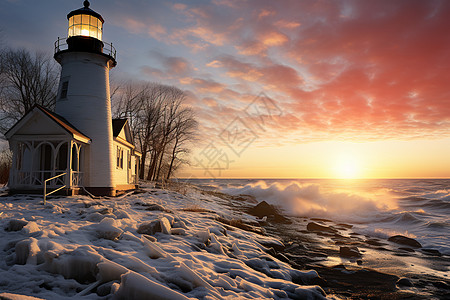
[44,180,47,205]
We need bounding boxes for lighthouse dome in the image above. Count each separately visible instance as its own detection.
[67,0,104,41]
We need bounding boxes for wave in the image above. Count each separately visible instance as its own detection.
[221,180,397,224]
[377,211,426,226]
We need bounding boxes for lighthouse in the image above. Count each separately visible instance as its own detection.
[6,1,140,196]
[53,0,116,195]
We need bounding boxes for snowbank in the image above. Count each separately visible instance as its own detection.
[0,185,332,299]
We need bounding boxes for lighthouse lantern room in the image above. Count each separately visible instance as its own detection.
[5,1,141,196]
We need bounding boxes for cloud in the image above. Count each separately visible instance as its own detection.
[109,0,450,142]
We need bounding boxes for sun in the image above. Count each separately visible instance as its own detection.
[334,155,360,179]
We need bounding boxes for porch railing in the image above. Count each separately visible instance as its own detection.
[44,173,66,205]
[13,170,83,188]
[71,171,83,187]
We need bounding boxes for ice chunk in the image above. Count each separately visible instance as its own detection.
[15,237,41,265]
[113,271,190,300]
[97,260,129,283]
[114,209,131,219]
[159,217,171,234]
[137,220,161,235]
[195,229,210,244]
[232,243,243,256]
[294,285,327,299]
[44,246,103,283]
[142,236,167,259]
[209,233,225,255]
[95,217,123,240]
[121,231,143,243]
[162,214,175,225]
[170,228,186,235]
[22,221,40,235]
[173,220,188,229]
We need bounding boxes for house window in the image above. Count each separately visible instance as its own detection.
[116,146,123,169]
[128,151,131,169]
[60,81,69,99]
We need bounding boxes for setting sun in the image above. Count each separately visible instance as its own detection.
[334,155,360,179]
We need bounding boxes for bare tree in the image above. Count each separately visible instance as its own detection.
[0,48,59,134]
[166,107,197,180]
[0,147,12,185]
[112,82,197,181]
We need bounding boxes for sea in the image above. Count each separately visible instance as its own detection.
[183,178,450,256]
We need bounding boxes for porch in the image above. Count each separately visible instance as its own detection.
[9,139,87,193]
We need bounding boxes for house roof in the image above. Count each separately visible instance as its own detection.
[112,119,128,137]
[38,105,91,140]
[5,105,91,143]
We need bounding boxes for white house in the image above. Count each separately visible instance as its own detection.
[5,1,141,196]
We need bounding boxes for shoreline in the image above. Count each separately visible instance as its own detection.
[197,185,450,299]
[0,182,448,299]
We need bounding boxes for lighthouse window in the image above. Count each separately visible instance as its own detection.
[68,14,103,40]
[60,81,69,99]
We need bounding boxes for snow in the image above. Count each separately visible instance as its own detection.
[0,184,333,299]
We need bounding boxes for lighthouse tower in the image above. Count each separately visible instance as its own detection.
[54,0,117,196]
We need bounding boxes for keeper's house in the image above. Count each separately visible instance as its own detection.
[5,1,141,196]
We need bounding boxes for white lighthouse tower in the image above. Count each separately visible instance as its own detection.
[54,0,117,196]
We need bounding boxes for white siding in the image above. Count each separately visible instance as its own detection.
[55,52,115,188]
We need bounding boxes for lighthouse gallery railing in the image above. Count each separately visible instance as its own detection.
[54,37,116,60]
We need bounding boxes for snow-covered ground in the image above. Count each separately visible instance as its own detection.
[0,184,332,299]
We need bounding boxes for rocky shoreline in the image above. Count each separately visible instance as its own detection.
[244,200,450,299]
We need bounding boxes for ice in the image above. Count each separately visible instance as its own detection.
[97,260,129,283]
[113,270,191,300]
[159,217,172,234]
[93,217,123,240]
[15,237,40,265]
[44,246,104,282]
[22,221,40,235]
[0,185,331,299]
[0,293,45,300]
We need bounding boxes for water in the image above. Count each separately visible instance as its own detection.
[184,178,450,255]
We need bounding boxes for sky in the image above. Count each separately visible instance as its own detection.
[1,0,450,179]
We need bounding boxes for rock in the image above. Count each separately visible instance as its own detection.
[421,249,441,256]
[396,278,414,287]
[365,239,386,247]
[339,246,362,258]
[307,222,337,233]
[398,247,415,253]
[388,235,422,248]
[5,219,28,231]
[159,217,171,234]
[247,201,290,223]
[137,220,161,235]
[356,259,363,265]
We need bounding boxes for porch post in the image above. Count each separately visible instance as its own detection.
[68,140,73,188]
